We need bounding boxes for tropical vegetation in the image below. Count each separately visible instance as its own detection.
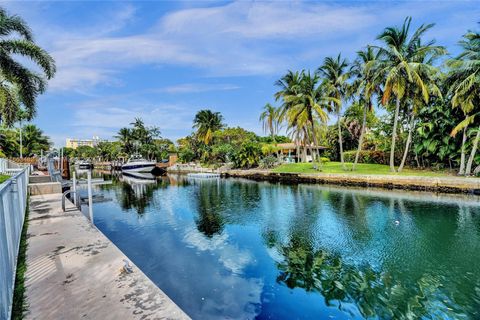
[0,7,55,127]
[253,18,480,176]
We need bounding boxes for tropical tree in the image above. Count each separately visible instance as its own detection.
[0,7,56,126]
[318,54,349,169]
[447,26,480,175]
[373,17,444,172]
[115,127,133,154]
[276,70,335,162]
[21,124,51,156]
[350,47,380,170]
[285,71,332,162]
[259,103,280,142]
[193,109,224,145]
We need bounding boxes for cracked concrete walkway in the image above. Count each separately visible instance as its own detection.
[25,193,190,320]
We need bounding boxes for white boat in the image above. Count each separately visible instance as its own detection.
[121,154,156,173]
[75,159,93,169]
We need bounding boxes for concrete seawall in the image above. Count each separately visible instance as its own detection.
[26,193,190,319]
[223,170,480,194]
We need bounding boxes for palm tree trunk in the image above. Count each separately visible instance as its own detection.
[337,110,345,169]
[465,127,480,176]
[459,126,468,175]
[398,113,415,172]
[311,123,320,163]
[353,101,368,171]
[389,97,401,172]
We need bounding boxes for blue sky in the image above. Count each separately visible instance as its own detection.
[3,0,480,146]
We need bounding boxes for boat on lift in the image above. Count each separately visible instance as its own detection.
[121,154,156,173]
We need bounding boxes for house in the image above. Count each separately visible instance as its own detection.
[276,143,327,163]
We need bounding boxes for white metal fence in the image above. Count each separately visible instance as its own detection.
[0,159,30,320]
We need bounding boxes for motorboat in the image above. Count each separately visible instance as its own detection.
[75,159,93,169]
[121,154,156,173]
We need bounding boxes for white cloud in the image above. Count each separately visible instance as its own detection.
[21,0,479,92]
[160,1,375,39]
[156,83,240,94]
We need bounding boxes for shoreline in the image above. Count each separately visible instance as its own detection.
[218,170,480,194]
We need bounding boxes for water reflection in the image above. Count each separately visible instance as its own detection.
[90,175,480,319]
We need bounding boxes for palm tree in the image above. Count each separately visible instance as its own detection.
[318,54,349,169]
[193,109,224,145]
[0,7,56,126]
[115,127,133,154]
[373,17,444,172]
[281,71,334,162]
[21,124,51,156]
[448,27,480,175]
[259,103,280,142]
[350,47,380,170]
[398,62,442,172]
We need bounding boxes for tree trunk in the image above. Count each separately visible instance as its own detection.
[311,123,320,163]
[337,110,345,169]
[389,97,401,172]
[353,101,368,171]
[465,127,480,176]
[398,113,415,172]
[296,140,300,163]
[458,126,468,175]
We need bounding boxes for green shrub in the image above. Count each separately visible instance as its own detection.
[343,150,387,164]
[319,157,330,163]
[259,155,278,169]
[232,141,262,168]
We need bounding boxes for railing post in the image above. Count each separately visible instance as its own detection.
[87,170,93,223]
[72,171,77,206]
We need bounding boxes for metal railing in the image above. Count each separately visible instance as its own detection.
[0,160,30,320]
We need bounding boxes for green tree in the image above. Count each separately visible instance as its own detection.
[350,47,380,170]
[259,103,280,142]
[447,26,480,175]
[0,7,55,126]
[232,141,262,168]
[374,17,444,172]
[318,54,349,169]
[21,124,50,156]
[115,127,133,154]
[193,109,224,145]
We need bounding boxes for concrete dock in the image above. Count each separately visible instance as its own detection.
[25,193,190,320]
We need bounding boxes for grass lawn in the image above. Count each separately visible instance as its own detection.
[0,174,9,183]
[272,162,455,177]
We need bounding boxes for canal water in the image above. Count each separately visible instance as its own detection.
[86,172,480,319]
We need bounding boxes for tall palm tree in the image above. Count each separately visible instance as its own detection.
[193,109,225,145]
[318,54,349,169]
[350,47,380,170]
[259,103,280,142]
[281,71,334,162]
[373,17,444,172]
[115,127,133,154]
[398,62,442,172]
[0,8,56,126]
[448,27,480,175]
